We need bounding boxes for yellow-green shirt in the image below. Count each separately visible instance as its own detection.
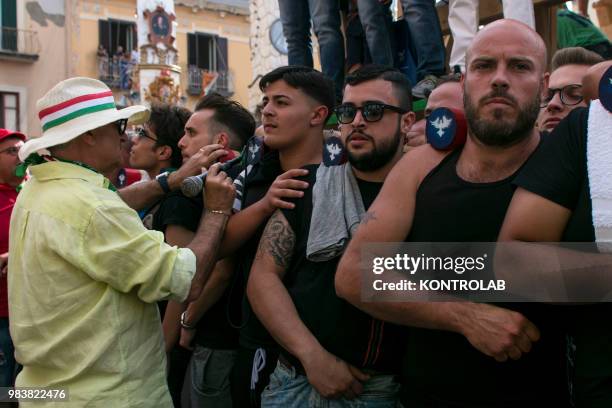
[8,161,196,407]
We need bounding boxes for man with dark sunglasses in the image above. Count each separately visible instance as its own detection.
[247,65,415,406]
[538,47,603,132]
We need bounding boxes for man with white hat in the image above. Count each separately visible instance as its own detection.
[8,77,235,407]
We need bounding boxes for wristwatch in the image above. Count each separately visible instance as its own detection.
[180,311,196,330]
[156,171,171,194]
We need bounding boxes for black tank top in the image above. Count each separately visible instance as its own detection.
[402,148,570,408]
[408,148,516,242]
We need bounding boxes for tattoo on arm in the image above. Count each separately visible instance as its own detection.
[361,211,377,225]
[256,210,295,269]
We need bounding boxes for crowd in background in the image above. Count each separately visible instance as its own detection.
[278,0,612,101]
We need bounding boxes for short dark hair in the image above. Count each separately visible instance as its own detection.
[194,93,255,150]
[345,65,413,111]
[425,73,461,98]
[551,47,604,71]
[149,103,191,168]
[259,66,336,120]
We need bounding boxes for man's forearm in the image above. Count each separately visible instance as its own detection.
[218,200,271,258]
[336,246,465,332]
[162,300,185,352]
[184,259,234,323]
[495,242,612,301]
[118,179,165,211]
[118,172,185,211]
[185,212,228,302]
[349,295,465,333]
[248,270,322,363]
[246,209,317,360]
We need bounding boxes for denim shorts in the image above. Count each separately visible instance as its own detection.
[261,360,402,408]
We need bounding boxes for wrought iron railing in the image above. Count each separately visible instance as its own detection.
[186,65,234,97]
[0,27,40,57]
[97,56,137,90]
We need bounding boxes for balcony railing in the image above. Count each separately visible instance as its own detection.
[0,27,40,61]
[187,65,234,97]
[97,56,137,90]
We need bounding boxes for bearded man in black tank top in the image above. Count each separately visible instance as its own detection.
[336,20,571,407]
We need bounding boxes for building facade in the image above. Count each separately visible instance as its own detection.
[0,0,69,135]
[0,0,251,137]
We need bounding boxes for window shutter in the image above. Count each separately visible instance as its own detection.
[216,36,228,72]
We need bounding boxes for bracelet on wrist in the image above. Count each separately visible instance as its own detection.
[180,311,196,330]
[208,209,231,216]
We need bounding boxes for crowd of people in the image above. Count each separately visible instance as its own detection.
[97,45,139,90]
[280,0,612,101]
[0,14,611,408]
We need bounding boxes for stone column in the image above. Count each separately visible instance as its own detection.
[248,0,287,111]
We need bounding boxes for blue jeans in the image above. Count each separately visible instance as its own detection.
[262,361,402,407]
[278,0,345,100]
[0,318,15,387]
[400,0,446,81]
[356,0,394,67]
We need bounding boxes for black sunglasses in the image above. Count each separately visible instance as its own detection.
[115,119,128,135]
[335,102,408,124]
[540,84,584,108]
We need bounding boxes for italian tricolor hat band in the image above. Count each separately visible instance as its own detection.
[39,91,116,132]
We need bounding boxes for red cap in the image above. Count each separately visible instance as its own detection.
[0,129,26,143]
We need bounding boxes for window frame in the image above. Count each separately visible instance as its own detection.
[0,91,20,131]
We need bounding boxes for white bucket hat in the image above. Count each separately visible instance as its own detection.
[19,77,150,161]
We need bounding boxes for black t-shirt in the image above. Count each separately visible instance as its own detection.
[225,151,283,349]
[514,107,595,242]
[153,190,238,349]
[404,146,569,407]
[280,165,407,374]
[514,107,612,405]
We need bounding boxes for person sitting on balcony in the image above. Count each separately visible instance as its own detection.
[114,45,125,60]
[97,44,108,58]
[97,45,109,79]
[130,48,139,64]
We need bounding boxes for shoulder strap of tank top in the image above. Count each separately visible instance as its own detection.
[416,147,464,191]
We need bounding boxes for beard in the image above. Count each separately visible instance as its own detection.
[464,85,541,147]
[347,120,403,172]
